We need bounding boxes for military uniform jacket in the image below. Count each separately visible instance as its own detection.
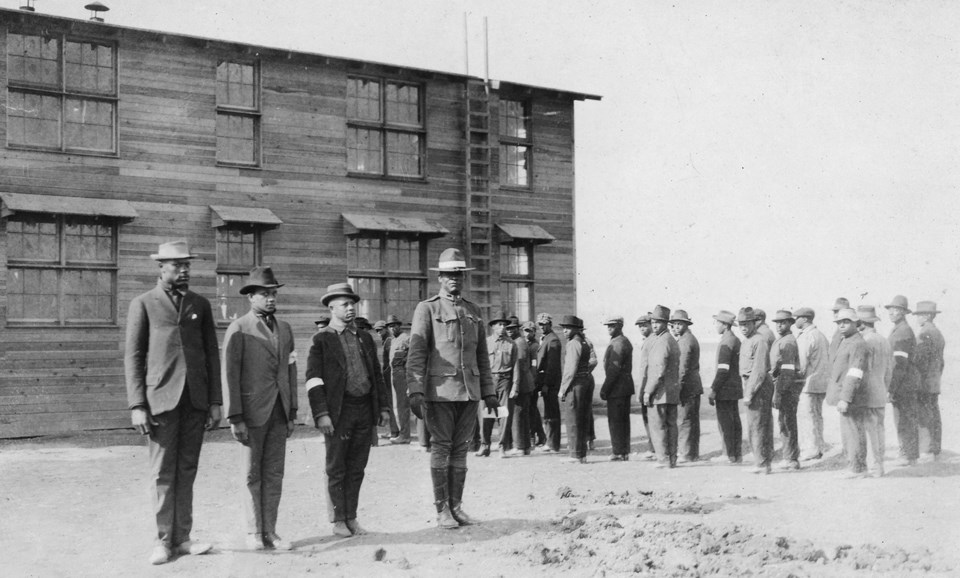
[796,324,831,394]
[646,330,681,405]
[915,321,945,394]
[887,319,920,398]
[831,331,870,408]
[769,333,800,396]
[560,333,594,397]
[405,292,494,402]
[711,329,742,400]
[740,333,773,405]
[636,336,653,401]
[537,331,563,391]
[389,331,410,394]
[861,327,892,408]
[675,331,703,399]
[600,334,635,399]
[513,336,537,395]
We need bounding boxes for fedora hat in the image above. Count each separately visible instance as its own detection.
[856,305,881,323]
[792,307,815,320]
[772,310,795,323]
[712,310,735,326]
[321,282,361,306]
[602,315,624,326]
[239,266,284,295]
[355,317,372,330]
[635,313,653,326]
[912,301,941,315]
[831,297,850,312]
[669,310,693,325]
[884,295,911,313]
[507,315,520,329]
[834,308,858,323]
[559,315,584,329]
[429,248,475,272]
[373,320,387,331]
[736,307,758,324]
[489,311,511,326]
[151,239,198,261]
[314,312,331,327]
[650,305,671,322]
[385,313,403,326]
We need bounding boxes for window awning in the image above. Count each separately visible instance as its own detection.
[496,223,556,245]
[0,192,138,221]
[210,205,283,229]
[342,213,449,238]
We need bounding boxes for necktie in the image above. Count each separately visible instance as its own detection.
[263,315,275,332]
[170,291,182,311]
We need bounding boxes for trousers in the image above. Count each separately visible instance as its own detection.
[746,395,774,468]
[639,403,655,454]
[777,390,800,463]
[798,392,827,457]
[543,385,562,452]
[392,368,412,440]
[324,396,373,522]
[563,384,593,459]
[715,399,742,461]
[648,403,678,465]
[510,392,532,451]
[528,393,547,445]
[892,392,919,460]
[606,396,631,456]
[425,400,478,469]
[918,392,942,455]
[240,398,288,535]
[841,407,885,474]
[481,373,513,448]
[678,396,701,461]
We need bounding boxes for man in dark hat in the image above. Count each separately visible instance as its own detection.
[536,313,563,452]
[709,310,742,463]
[829,297,851,361]
[406,248,497,528]
[769,310,801,470]
[794,306,831,461]
[831,308,872,478]
[913,301,945,461]
[305,282,391,537]
[125,240,221,564]
[507,318,536,457]
[521,321,547,448]
[315,312,331,330]
[600,316,634,461]
[738,307,774,474]
[643,305,681,468]
[559,315,594,463]
[480,312,518,458]
[386,314,412,444]
[372,319,399,441]
[670,310,702,463]
[634,313,657,460]
[222,267,297,550]
[885,295,920,466]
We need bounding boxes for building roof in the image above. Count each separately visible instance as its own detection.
[210,206,283,229]
[496,223,556,245]
[342,213,449,238]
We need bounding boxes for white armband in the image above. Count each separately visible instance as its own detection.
[288,351,298,365]
[846,368,863,379]
[781,364,795,370]
[306,377,324,392]
[894,351,909,359]
[717,363,730,371]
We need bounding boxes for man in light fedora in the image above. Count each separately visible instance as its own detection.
[221,266,297,550]
[643,305,681,468]
[670,310,702,463]
[559,315,595,463]
[793,307,831,461]
[769,310,801,470]
[738,307,774,474]
[913,301,945,461]
[831,307,873,478]
[709,310,742,464]
[125,239,222,564]
[305,282,391,537]
[599,316,634,461]
[406,248,497,528]
[885,295,920,466]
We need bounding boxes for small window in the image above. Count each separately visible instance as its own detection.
[215,226,261,322]
[499,244,534,322]
[347,77,424,178]
[498,99,532,188]
[347,235,427,322]
[216,61,260,166]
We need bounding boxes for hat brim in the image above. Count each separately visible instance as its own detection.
[884,304,912,314]
[321,292,361,306]
[912,310,941,315]
[430,267,476,272]
[151,253,199,261]
[239,283,284,295]
[559,324,583,329]
[668,319,692,325]
[772,317,795,323]
[858,316,882,323]
[488,318,511,326]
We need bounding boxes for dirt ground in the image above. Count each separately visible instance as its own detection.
[1,399,958,577]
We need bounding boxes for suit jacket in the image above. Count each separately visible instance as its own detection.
[831,331,869,407]
[740,332,773,406]
[675,330,703,398]
[915,321,945,394]
[711,328,742,400]
[222,310,297,428]
[305,325,389,428]
[560,333,594,396]
[537,331,563,390]
[861,327,892,408]
[887,319,920,398]
[125,283,222,414]
[389,331,411,393]
[600,333,634,399]
[646,330,680,405]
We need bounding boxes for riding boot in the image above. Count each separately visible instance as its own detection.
[448,467,476,526]
[431,467,458,529]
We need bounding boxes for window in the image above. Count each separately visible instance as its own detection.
[6,215,117,325]
[499,244,534,321]
[347,235,426,322]
[6,32,117,153]
[347,77,424,177]
[215,226,261,322]
[216,61,260,166]
[499,99,532,187]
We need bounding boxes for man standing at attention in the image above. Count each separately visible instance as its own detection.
[643,305,681,468]
[305,282,391,537]
[670,310,702,463]
[793,307,831,461]
[222,267,297,551]
[599,316,634,461]
[406,249,497,529]
[769,310,801,470]
[536,313,563,453]
[913,301,945,462]
[709,310,742,464]
[885,295,920,466]
[125,240,221,565]
[738,307,774,475]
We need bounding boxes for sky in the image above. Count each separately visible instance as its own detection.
[19,0,960,343]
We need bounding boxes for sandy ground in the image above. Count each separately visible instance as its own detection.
[1,400,958,577]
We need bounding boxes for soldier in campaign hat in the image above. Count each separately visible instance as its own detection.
[600,316,634,461]
[913,301,945,461]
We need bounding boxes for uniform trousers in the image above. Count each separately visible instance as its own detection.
[647,403,678,465]
[840,407,885,474]
[714,399,742,461]
[383,373,399,438]
[148,390,206,546]
[510,392,532,452]
[391,368,412,440]
[678,396,701,461]
[563,383,593,459]
[606,396,632,456]
[918,392,942,455]
[746,395,774,468]
[776,390,800,463]
[892,392,919,460]
[417,416,432,449]
[798,392,827,457]
[481,373,513,448]
[425,400,478,469]
[241,398,288,535]
[324,395,373,523]
[543,384,562,452]
[639,404,656,454]
[527,393,547,446]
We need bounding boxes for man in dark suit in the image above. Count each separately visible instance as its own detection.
[709,310,742,463]
[536,313,563,452]
[222,267,297,551]
[671,310,702,463]
[600,316,634,461]
[306,282,391,537]
[125,239,222,565]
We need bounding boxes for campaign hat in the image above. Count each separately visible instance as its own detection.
[429,248,475,272]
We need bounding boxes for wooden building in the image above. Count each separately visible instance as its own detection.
[0,8,599,438]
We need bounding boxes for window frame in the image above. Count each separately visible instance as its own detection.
[498,98,533,190]
[346,232,429,322]
[498,242,535,322]
[346,75,426,180]
[214,223,263,325]
[5,31,119,156]
[215,59,262,168]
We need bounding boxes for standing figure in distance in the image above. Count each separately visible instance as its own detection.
[831,307,873,478]
[386,314,412,444]
[536,313,563,453]
[885,295,920,467]
[559,315,595,464]
[634,313,657,460]
[600,316,634,461]
[709,310,742,464]
[913,301,945,462]
[738,307,774,475]
[769,310,801,470]
[671,310,702,463]
[643,305,681,469]
[793,307,831,461]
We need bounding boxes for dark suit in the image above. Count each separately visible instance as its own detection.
[915,321,945,455]
[600,334,634,456]
[711,328,742,461]
[305,324,389,523]
[888,319,920,460]
[537,331,563,451]
[676,330,702,461]
[125,282,221,547]
[222,311,297,537]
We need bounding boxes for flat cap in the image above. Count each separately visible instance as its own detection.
[792,307,815,320]
[602,315,624,326]
[537,313,553,324]
[635,313,652,325]
[712,310,736,325]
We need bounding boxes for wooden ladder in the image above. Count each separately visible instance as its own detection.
[465,78,493,322]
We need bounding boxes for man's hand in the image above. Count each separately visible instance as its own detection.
[509,388,519,399]
[837,400,849,414]
[206,404,222,431]
[316,415,334,435]
[642,394,651,407]
[231,421,249,444]
[378,410,391,427]
[409,393,425,420]
[287,420,296,438]
[708,390,716,406]
[131,407,158,436]
[483,395,499,418]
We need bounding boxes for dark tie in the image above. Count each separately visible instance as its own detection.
[263,315,275,332]
[170,291,182,311]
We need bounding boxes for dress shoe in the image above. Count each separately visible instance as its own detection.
[332,521,353,537]
[246,533,266,551]
[149,544,172,565]
[345,519,367,536]
[609,454,623,462]
[896,457,917,467]
[749,465,772,475]
[389,436,411,445]
[175,540,212,556]
[437,503,459,529]
[778,460,800,470]
[800,452,822,462]
[264,532,293,550]
[475,444,490,457]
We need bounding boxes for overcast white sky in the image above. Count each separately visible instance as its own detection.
[22,0,960,341]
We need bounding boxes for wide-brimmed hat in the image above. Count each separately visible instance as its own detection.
[537,313,553,324]
[151,239,198,261]
[239,266,284,295]
[650,305,671,322]
[635,313,653,326]
[669,310,693,325]
[373,320,387,331]
[754,308,768,320]
[884,295,911,313]
[712,310,736,326]
[507,315,520,329]
[321,282,361,306]
[772,310,795,323]
[429,248,475,272]
[355,317,372,330]
[559,315,584,329]
[736,307,758,324]
[834,308,858,323]
[792,307,815,320]
[913,301,941,315]
[831,297,850,312]
[602,315,624,326]
[314,312,331,326]
[385,314,403,326]
[489,311,511,326]
[856,305,881,323]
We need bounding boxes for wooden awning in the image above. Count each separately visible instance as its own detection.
[342,213,449,238]
[496,223,556,245]
[0,192,138,221]
[210,205,283,229]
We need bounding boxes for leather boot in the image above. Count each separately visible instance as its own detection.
[431,468,458,529]
[448,467,476,526]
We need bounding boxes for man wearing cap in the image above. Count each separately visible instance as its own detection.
[643,305,681,468]
[373,320,400,441]
[913,301,945,461]
[125,240,222,564]
[520,321,546,448]
[755,309,776,348]
[222,267,297,551]
[480,313,518,458]
[885,295,920,466]
[793,307,831,461]
[600,316,634,461]
[856,305,892,477]
[738,307,774,474]
[634,314,657,460]
[315,312,331,331]
[769,310,801,470]
[536,313,563,453]
[829,297,851,361]
[709,310,742,463]
[406,248,497,528]
[386,315,412,444]
[306,282,391,537]
[558,315,595,463]
[831,307,873,478]
[670,310,702,463]
[507,318,536,456]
